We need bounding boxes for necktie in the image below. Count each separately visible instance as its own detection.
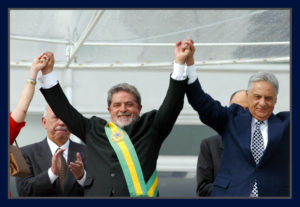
[250,121,264,197]
[56,148,67,192]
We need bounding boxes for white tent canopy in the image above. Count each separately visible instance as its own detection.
[10,9,289,67]
[10,9,290,144]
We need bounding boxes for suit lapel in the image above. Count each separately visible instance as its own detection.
[259,114,284,166]
[234,109,256,166]
[37,138,53,172]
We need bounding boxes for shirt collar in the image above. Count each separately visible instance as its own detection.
[251,117,268,127]
[47,137,70,158]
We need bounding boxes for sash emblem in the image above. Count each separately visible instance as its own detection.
[111,131,124,142]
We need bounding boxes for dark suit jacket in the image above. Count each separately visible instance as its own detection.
[196,135,223,196]
[187,79,290,197]
[40,78,186,196]
[16,138,87,197]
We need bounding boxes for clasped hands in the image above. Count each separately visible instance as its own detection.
[174,38,195,66]
[32,51,55,75]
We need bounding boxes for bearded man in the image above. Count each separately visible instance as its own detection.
[38,39,192,197]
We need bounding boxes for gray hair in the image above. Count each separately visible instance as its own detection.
[43,105,49,119]
[247,71,279,96]
[107,83,141,107]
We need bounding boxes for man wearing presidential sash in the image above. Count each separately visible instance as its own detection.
[38,39,192,197]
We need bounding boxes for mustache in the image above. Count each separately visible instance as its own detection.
[117,112,132,117]
[55,126,68,131]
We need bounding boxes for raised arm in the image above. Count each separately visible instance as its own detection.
[10,54,49,144]
[185,45,228,134]
[151,39,193,138]
[39,52,101,142]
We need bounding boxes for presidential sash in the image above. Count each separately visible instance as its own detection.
[104,122,158,197]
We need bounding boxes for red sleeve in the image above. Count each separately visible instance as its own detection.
[9,114,26,145]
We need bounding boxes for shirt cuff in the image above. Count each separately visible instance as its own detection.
[76,170,87,186]
[38,71,59,89]
[171,61,187,81]
[187,64,197,85]
[48,168,58,184]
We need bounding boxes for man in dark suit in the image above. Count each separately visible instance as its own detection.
[184,39,290,197]
[37,41,191,197]
[16,106,87,196]
[196,135,223,196]
[196,90,248,196]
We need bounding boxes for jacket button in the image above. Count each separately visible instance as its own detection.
[111,173,115,177]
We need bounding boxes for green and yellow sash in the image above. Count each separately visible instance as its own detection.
[104,122,158,197]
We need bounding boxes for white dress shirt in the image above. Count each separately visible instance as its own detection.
[172,62,197,84]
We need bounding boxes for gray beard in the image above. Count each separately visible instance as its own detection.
[115,116,139,129]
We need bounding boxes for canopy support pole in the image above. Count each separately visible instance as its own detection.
[65,10,105,68]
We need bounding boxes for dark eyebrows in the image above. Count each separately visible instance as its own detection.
[112,101,135,106]
[265,96,273,100]
[253,94,274,100]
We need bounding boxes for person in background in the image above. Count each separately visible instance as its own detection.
[196,90,248,196]
[229,90,248,109]
[16,106,87,196]
[10,53,49,144]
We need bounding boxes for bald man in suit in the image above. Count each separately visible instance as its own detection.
[16,106,87,196]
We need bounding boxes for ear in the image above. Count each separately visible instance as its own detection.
[246,90,251,102]
[41,117,47,129]
[107,106,111,113]
[138,105,142,113]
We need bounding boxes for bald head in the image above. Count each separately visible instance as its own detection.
[230,90,248,109]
